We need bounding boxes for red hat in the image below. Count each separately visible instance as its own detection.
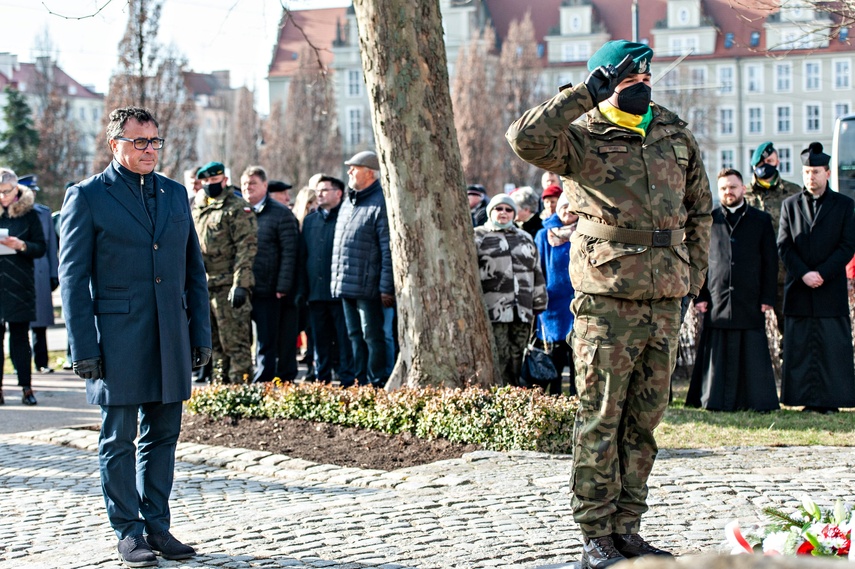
[541,184,562,199]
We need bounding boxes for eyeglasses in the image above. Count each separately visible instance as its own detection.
[114,137,165,150]
[493,206,514,213]
[0,186,16,196]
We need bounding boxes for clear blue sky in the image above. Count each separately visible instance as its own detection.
[0,0,350,114]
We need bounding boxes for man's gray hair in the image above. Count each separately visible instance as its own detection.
[510,186,539,212]
[0,167,17,186]
[105,107,159,141]
[242,165,268,183]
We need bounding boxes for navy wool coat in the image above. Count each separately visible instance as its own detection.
[59,161,211,406]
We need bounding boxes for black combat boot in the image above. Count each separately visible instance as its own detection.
[611,533,673,558]
[581,535,627,569]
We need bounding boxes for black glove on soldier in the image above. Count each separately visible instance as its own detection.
[73,357,104,380]
[228,286,248,309]
[584,54,635,104]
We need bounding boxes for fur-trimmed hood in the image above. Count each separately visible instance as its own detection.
[3,185,36,218]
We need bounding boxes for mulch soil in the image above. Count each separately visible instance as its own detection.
[178,414,483,471]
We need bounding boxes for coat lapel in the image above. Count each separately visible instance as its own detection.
[796,193,813,227]
[812,190,835,228]
[152,174,169,242]
[104,165,154,235]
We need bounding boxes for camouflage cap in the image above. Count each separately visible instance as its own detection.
[751,142,776,167]
[800,142,830,167]
[587,40,654,74]
[197,161,225,180]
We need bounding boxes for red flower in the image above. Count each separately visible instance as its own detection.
[796,540,815,555]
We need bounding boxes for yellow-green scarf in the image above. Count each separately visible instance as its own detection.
[598,102,653,137]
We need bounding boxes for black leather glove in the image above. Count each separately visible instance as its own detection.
[50,277,59,291]
[228,286,248,309]
[73,357,104,380]
[192,346,212,369]
[584,54,635,104]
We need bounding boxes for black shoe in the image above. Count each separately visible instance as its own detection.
[0,391,4,405]
[117,535,157,567]
[581,536,627,568]
[145,530,195,560]
[22,388,37,406]
[611,533,673,558]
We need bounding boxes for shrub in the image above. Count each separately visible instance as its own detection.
[186,382,577,453]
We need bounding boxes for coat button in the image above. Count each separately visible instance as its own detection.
[155,277,162,284]
[153,243,159,250]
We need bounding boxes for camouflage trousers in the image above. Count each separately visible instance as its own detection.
[491,320,531,387]
[209,287,253,383]
[569,292,681,538]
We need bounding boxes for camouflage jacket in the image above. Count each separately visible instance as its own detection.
[745,175,801,238]
[474,222,548,324]
[192,190,258,290]
[506,82,712,300]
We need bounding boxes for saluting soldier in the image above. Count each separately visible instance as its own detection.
[507,40,712,568]
[192,161,258,383]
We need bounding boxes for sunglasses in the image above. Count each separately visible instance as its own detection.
[493,206,514,213]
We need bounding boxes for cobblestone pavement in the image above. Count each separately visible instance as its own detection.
[2,428,854,569]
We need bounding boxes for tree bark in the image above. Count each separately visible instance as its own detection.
[352,0,498,388]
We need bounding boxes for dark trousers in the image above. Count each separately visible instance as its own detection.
[251,296,281,383]
[341,297,387,386]
[31,326,48,369]
[275,296,299,381]
[547,340,575,396]
[98,401,182,539]
[1,321,32,388]
[308,300,356,385]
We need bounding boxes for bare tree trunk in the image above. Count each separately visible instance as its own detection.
[352,0,498,388]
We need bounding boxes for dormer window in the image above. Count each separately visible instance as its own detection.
[678,8,689,24]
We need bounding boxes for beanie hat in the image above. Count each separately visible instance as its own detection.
[486,194,518,218]
[541,184,562,199]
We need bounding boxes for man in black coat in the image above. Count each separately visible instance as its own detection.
[299,175,356,386]
[778,142,855,413]
[687,168,779,411]
[241,166,299,382]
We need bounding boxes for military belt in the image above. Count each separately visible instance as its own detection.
[576,218,685,247]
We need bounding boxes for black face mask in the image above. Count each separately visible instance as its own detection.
[203,181,223,198]
[616,82,652,115]
[754,163,778,180]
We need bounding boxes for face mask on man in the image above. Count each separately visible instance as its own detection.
[203,181,223,198]
[617,82,652,115]
[754,163,778,181]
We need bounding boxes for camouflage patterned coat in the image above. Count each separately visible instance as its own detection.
[506,82,712,300]
[746,175,801,238]
[193,190,258,290]
[474,222,548,323]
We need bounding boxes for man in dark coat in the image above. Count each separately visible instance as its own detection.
[60,107,212,567]
[778,142,855,413]
[300,175,356,385]
[240,165,299,383]
[331,150,394,387]
[687,168,779,412]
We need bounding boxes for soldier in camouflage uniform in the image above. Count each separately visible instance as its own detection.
[474,194,548,387]
[507,40,712,568]
[745,142,800,331]
[193,161,258,383]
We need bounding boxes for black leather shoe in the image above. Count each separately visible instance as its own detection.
[612,533,673,558]
[145,530,195,560]
[117,535,157,567]
[0,391,5,405]
[22,388,37,406]
[582,536,627,568]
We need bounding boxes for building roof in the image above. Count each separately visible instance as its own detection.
[184,71,228,97]
[0,60,101,99]
[268,7,348,77]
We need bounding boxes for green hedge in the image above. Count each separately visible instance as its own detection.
[186,383,578,453]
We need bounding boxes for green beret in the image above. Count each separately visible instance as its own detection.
[197,161,225,180]
[751,142,776,167]
[588,40,654,74]
[800,142,830,167]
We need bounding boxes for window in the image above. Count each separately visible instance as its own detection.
[347,69,362,97]
[79,107,86,121]
[719,107,734,135]
[835,101,851,119]
[718,65,734,94]
[668,35,698,56]
[775,104,792,134]
[777,146,792,176]
[775,63,792,92]
[347,107,362,145]
[720,148,735,170]
[690,108,707,136]
[835,59,851,89]
[746,65,763,93]
[690,66,706,87]
[804,61,821,91]
[561,42,590,62]
[747,106,763,134]
[805,103,821,132]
